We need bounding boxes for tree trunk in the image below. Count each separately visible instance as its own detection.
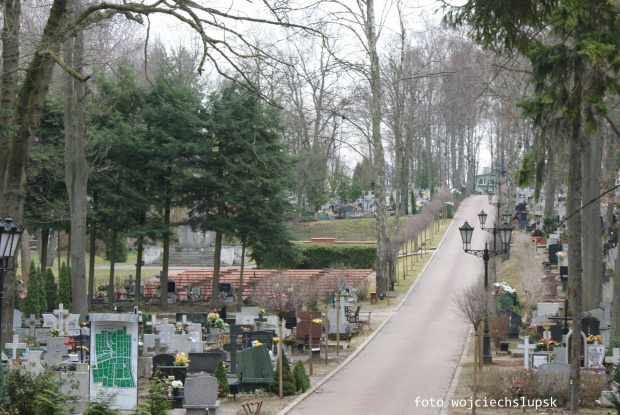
[161,198,171,305]
[567,63,583,410]
[41,228,50,278]
[20,229,31,282]
[543,148,555,218]
[64,15,88,315]
[239,237,246,300]
[108,229,117,306]
[364,0,388,295]
[212,231,222,301]
[88,223,96,309]
[612,240,620,339]
[582,128,603,311]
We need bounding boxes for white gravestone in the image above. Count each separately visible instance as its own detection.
[516,337,537,370]
[65,314,81,336]
[42,313,58,329]
[13,309,22,329]
[22,350,44,374]
[54,304,69,335]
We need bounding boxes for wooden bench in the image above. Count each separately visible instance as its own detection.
[242,399,263,414]
[358,312,372,331]
[345,305,361,324]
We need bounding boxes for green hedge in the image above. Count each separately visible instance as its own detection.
[255,243,376,269]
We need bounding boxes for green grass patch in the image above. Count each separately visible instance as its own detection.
[287,217,410,242]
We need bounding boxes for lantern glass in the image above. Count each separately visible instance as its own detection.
[478,210,488,228]
[459,221,474,248]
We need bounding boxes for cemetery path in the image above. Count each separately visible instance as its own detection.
[282,196,491,415]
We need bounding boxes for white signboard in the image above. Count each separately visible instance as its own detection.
[89,313,139,410]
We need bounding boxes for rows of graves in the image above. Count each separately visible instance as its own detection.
[507,188,617,406]
[3,299,365,412]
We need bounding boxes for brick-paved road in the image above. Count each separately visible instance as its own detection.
[285,196,492,415]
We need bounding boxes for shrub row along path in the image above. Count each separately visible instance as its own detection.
[281,196,489,415]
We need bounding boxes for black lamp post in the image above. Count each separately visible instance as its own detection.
[459,220,513,364]
[0,217,23,352]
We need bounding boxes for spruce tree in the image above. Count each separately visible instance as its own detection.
[58,262,72,308]
[269,353,296,396]
[293,360,310,392]
[44,268,58,312]
[23,262,41,316]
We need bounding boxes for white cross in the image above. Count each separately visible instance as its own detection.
[53,304,69,335]
[27,314,38,337]
[6,334,27,366]
[606,348,620,365]
[516,336,537,370]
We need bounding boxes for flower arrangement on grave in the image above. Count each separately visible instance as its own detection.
[207,312,220,323]
[312,318,323,324]
[96,284,106,298]
[173,352,190,366]
[50,329,60,337]
[556,251,566,261]
[241,327,251,332]
[79,320,90,328]
[536,338,556,350]
[272,337,280,344]
[188,291,199,301]
[252,340,263,347]
[218,291,232,299]
[171,380,183,389]
[587,334,602,344]
[283,335,298,347]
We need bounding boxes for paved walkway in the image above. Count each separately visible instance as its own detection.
[280,196,490,415]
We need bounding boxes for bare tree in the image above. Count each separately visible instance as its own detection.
[452,279,492,415]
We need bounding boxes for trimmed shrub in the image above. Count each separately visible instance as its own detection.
[23,262,44,316]
[269,353,296,396]
[214,360,229,396]
[5,367,73,414]
[293,360,310,392]
[255,243,376,269]
[58,262,72,309]
[44,267,58,313]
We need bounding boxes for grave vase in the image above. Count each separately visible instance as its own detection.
[173,387,182,397]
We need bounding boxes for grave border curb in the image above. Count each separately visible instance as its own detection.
[277,200,463,415]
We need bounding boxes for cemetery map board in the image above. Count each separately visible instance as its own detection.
[89,314,139,410]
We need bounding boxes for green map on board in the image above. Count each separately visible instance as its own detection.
[92,327,135,388]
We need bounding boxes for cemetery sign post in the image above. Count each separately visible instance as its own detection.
[0,217,23,350]
[459,220,513,364]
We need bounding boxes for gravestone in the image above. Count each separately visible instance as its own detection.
[53,304,69,335]
[296,320,322,344]
[606,348,620,365]
[285,310,297,330]
[567,330,587,367]
[177,313,209,327]
[34,327,52,345]
[43,350,64,366]
[183,375,219,415]
[188,349,227,375]
[536,325,563,342]
[516,337,537,370]
[154,318,175,342]
[587,344,605,367]
[22,349,44,374]
[531,352,551,370]
[152,353,175,368]
[65,314,81,336]
[242,330,276,351]
[236,344,273,391]
[553,347,568,364]
[26,314,38,337]
[537,302,560,317]
[47,337,71,357]
[581,316,600,336]
[537,362,570,404]
[224,332,244,375]
[5,334,26,362]
[548,244,562,265]
[13,309,22,329]
[327,306,349,334]
[42,313,58,329]
[507,311,522,340]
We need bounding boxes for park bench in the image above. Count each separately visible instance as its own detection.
[358,312,372,331]
[345,305,361,324]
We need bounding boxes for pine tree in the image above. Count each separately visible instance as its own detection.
[23,262,41,316]
[269,353,296,396]
[44,268,58,312]
[214,360,229,396]
[293,360,310,392]
[58,262,72,308]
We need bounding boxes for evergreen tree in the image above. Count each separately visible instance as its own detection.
[103,232,128,263]
[44,268,58,313]
[269,352,296,396]
[293,360,310,393]
[214,360,229,396]
[58,262,72,308]
[23,262,43,316]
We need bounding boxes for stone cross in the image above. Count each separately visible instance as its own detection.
[6,334,26,366]
[223,334,243,375]
[517,336,537,370]
[22,350,44,374]
[27,314,38,337]
[606,348,620,365]
[536,314,557,351]
[125,275,135,293]
[53,304,69,335]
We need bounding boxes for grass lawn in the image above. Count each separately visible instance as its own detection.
[288,216,411,241]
